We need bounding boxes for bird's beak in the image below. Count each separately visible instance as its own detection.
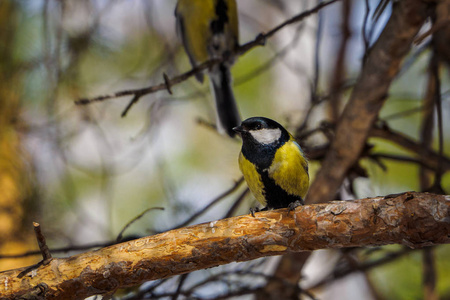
[233,125,245,133]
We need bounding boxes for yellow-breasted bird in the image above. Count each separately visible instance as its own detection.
[175,0,241,137]
[233,117,309,211]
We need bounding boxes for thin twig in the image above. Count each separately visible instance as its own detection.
[312,0,323,102]
[423,247,438,300]
[370,153,441,171]
[309,247,414,289]
[172,274,189,300]
[121,94,142,118]
[238,0,340,55]
[116,207,164,242]
[362,0,371,62]
[174,178,244,229]
[328,0,351,122]
[0,241,121,260]
[17,223,53,279]
[33,222,52,262]
[414,19,450,45]
[430,47,445,192]
[224,188,250,218]
[75,58,221,105]
[371,123,450,172]
[74,0,340,110]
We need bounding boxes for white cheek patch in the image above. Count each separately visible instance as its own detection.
[250,128,282,145]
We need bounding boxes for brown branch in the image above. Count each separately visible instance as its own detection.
[370,124,450,172]
[328,0,351,122]
[0,180,246,261]
[120,94,142,118]
[74,0,340,108]
[1,192,449,300]
[15,223,54,280]
[173,178,244,229]
[260,1,352,291]
[309,247,415,290]
[33,222,52,262]
[421,10,444,299]
[429,28,445,193]
[433,0,450,66]
[423,247,438,300]
[237,0,340,55]
[307,1,430,204]
[370,153,441,172]
[224,188,249,219]
[74,58,222,105]
[116,207,164,243]
[414,18,450,45]
[258,251,310,300]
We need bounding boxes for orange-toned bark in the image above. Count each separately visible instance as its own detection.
[1,192,449,300]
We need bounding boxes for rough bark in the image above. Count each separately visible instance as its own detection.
[0,192,449,300]
[306,0,430,204]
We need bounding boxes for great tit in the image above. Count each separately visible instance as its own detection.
[175,0,241,137]
[233,117,309,211]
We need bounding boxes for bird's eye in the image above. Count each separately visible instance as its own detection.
[255,124,262,130]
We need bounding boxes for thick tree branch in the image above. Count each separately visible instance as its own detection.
[307,1,430,204]
[1,192,449,299]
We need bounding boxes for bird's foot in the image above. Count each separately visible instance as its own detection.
[249,207,260,217]
[249,206,268,217]
[287,199,304,215]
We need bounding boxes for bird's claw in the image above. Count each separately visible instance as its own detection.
[287,199,304,215]
[249,207,260,217]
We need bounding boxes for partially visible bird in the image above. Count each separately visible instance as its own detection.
[233,117,309,212]
[175,0,241,137]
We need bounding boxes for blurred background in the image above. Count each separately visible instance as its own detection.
[1,0,449,299]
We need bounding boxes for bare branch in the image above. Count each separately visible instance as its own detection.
[173,178,244,229]
[74,58,222,105]
[309,247,415,289]
[1,192,449,300]
[116,207,164,243]
[370,124,450,172]
[237,0,340,55]
[32,222,52,263]
[74,0,340,108]
[423,248,438,300]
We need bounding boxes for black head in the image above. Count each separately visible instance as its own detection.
[233,117,290,146]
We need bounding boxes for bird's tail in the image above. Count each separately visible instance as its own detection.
[209,64,241,137]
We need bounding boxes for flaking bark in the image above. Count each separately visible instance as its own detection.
[0,192,449,299]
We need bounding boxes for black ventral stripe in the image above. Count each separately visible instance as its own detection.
[260,170,299,209]
[210,0,229,34]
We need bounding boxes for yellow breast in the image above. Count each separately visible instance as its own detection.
[268,140,309,199]
[238,152,267,206]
